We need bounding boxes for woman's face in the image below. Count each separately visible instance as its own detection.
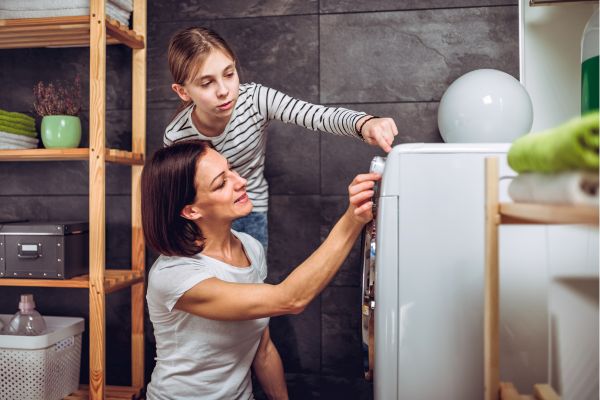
[189,148,252,222]
[177,49,240,122]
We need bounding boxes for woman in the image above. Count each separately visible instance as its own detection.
[142,139,379,399]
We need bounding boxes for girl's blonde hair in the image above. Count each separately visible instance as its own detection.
[168,27,238,112]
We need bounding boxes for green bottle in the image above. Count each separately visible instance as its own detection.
[581,8,599,115]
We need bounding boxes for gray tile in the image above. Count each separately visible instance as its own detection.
[265,122,320,195]
[319,196,362,287]
[0,46,132,113]
[321,102,441,195]
[266,195,321,283]
[146,106,175,154]
[270,299,321,374]
[149,0,317,21]
[320,7,519,103]
[320,0,516,13]
[0,161,132,196]
[322,287,364,377]
[319,134,382,196]
[148,16,319,107]
[254,372,373,399]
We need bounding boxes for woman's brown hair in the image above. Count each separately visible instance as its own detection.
[141,139,210,257]
[168,26,238,113]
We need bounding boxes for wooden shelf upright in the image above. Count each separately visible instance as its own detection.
[484,157,599,400]
[0,1,147,399]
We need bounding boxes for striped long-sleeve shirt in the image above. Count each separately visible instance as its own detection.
[164,82,366,212]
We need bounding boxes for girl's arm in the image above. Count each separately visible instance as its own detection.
[252,327,288,400]
[252,83,397,152]
[174,172,380,321]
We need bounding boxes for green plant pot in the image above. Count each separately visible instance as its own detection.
[41,115,82,148]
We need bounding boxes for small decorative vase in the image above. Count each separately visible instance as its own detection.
[41,115,82,148]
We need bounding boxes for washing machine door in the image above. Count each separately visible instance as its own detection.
[361,155,386,381]
[361,221,376,380]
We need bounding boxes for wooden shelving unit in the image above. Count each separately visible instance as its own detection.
[0,1,147,399]
[484,157,599,400]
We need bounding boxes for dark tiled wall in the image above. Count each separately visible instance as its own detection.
[0,1,518,398]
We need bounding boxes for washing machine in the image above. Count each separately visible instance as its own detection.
[361,143,558,399]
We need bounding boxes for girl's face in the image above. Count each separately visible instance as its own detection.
[173,49,240,122]
[185,148,252,222]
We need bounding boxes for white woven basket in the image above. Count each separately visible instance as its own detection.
[0,315,84,400]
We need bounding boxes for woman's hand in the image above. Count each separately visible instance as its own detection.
[358,116,398,153]
[347,172,381,225]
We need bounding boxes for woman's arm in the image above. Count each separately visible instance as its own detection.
[252,327,288,400]
[174,172,380,320]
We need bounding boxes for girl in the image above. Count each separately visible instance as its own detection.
[164,26,397,248]
[142,139,379,399]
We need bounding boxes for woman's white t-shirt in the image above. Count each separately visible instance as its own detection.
[145,231,269,400]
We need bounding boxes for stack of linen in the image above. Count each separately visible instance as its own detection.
[507,111,599,207]
[0,0,133,26]
[0,110,39,150]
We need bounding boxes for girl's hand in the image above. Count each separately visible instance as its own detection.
[346,173,381,225]
[358,116,398,153]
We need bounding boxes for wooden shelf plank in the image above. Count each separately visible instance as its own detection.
[499,202,599,225]
[64,384,142,399]
[0,148,144,165]
[0,16,144,49]
[0,269,144,292]
[0,274,90,288]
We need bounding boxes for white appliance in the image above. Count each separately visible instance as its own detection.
[361,143,598,399]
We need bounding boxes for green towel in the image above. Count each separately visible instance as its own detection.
[0,115,35,130]
[507,112,599,173]
[0,109,35,125]
[0,123,37,138]
[0,119,36,134]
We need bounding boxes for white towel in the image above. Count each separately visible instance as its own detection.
[508,171,599,206]
[0,137,38,149]
[0,1,132,26]
[0,131,39,144]
[0,0,132,12]
[0,143,38,149]
[0,7,129,26]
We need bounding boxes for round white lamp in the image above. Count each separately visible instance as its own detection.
[437,69,533,143]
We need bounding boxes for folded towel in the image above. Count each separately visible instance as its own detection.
[110,0,133,12]
[0,134,38,149]
[507,112,599,173]
[508,171,599,206]
[0,6,130,26]
[0,120,36,133]
[0,109,35,125]
[0,131,39,145]
[0,141,38,150]
[0,123,37,138]
[0,0,132,12]
[0,115,36,131]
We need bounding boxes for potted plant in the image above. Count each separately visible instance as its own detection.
[33,76,82,149]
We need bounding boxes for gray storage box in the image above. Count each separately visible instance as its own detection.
[0,221,88,279]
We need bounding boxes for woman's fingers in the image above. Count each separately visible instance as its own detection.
[349,172,381,187]
[354,201,373,217]
[348,180,375,196]
[350,189,374,206]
